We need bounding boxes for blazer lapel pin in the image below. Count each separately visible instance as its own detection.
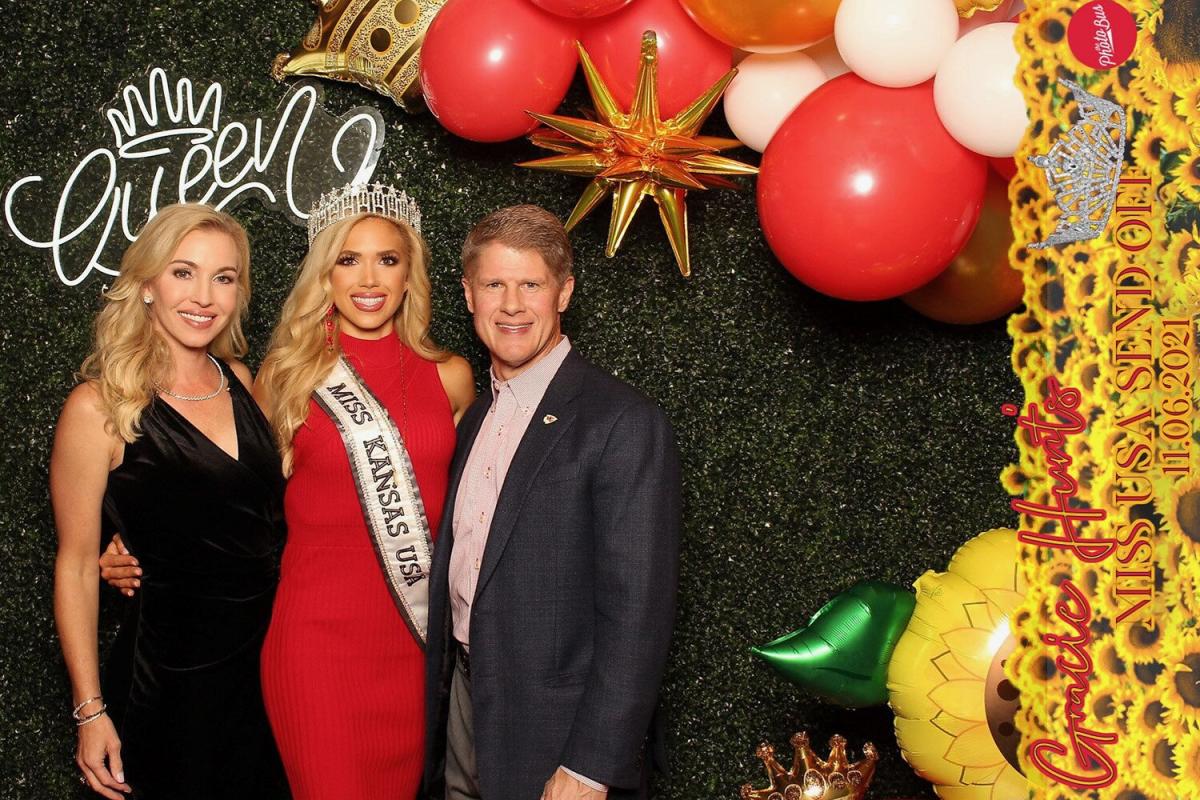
[543,414,557,425]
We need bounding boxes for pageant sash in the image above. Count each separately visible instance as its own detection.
[313,357,432,646]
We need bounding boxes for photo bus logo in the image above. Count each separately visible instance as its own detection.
[1067,0,1138,70]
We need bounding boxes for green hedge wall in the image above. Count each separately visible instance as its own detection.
[0,2,1019,797]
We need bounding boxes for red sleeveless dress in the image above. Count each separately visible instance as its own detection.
[261,333,455,799]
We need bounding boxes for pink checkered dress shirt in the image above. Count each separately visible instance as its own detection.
[449,335,572,646]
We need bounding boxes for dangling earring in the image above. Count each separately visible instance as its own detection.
[324,305,336,353]
[143,295,153,305]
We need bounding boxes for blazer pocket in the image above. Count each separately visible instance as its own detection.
[543,670,588,688]
[540,459,580,484]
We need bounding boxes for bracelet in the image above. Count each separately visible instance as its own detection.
[76,705,108,727]
[71,696,103,721]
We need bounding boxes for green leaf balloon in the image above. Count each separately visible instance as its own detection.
[751,581,916,708]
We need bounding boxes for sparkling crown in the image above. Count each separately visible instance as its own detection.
[1028,79,1127,249]
[307,182,422,245]
[740,732,878,800]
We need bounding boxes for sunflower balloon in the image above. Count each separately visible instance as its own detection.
[754,529,1028,799]
[888,529,1027,800]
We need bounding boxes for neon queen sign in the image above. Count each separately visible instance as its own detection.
[3,67,385,286]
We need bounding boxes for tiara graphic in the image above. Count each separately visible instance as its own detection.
[308,181,422,244]
[1028,79,1127,249]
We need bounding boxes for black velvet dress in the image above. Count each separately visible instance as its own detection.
[100,361,289,799]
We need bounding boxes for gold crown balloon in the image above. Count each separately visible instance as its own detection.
[272,0,444,112]
[518,31,758,278]
[740,732,878,800]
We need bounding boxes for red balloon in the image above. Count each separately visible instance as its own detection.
[989,156,1017,181]
[420,0,579,142]
[577,0,731,118]
[757,74,988,302]
[531,0,635,18]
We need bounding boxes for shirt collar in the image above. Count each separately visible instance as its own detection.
[490,336,572,411]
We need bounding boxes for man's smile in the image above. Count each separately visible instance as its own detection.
[496,322,532,334]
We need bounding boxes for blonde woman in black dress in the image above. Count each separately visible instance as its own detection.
[51,204,287,799]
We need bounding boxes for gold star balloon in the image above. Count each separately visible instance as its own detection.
[272,0,444,112]
[518,31,758,277]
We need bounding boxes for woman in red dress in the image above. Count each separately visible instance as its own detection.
[255,186,474,799]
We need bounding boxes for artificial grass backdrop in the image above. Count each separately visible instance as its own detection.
[0,2,1020,797]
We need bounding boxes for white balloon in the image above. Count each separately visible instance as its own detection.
[724,52,828,152]
[802,35,850,79]
[934,22,1024,157]
[959,0,1016,36]
[743,43,810,54]
[834,0,960,87]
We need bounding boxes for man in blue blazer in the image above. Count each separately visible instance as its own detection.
[424,205,681,800]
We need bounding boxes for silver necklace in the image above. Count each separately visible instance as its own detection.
[155,353,227,401]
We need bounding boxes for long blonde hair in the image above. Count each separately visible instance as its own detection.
[79,204,252,442]
[260,213,445,475]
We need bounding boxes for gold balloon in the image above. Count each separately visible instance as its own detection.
[740,732,878,800]
[902,173,1023,325]
[956,0,1008,17]
[519,32,758,277]
[678,0,841,52]
[272,0,444,111]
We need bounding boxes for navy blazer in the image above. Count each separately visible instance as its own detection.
[424,348,681,800]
